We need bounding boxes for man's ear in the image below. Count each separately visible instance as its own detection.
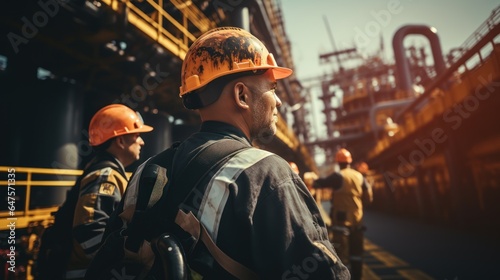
[234,82,249,109]
[114,136,126,149]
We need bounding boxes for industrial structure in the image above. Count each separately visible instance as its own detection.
[1,1,499,279]
[0,1,313,278]
[308,6,500,230]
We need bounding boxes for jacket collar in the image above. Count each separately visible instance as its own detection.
[200,121,252,146]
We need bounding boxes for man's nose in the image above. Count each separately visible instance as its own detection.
[275,93,282,107]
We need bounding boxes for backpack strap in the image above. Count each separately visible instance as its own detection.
[175,210,258,280]
[165,138,249,219]
[123,147,175,252]
[133,142,179,213]
[124,139,249,251]
[170,139,258,280]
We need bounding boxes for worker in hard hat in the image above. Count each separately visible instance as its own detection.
[182,26,350,279]
[37,104,153,280]
[354,161,369,176]
[314,148,373,280]
[98,27,349,279]
[304,171,332,227]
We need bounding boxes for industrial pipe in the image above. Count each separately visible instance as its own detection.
[392,25,446,94]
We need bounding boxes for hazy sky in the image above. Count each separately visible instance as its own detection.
[280,0,499,80]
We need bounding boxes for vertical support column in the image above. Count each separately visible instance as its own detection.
[2,60,85,208]
[426,168,441,223]
[2,51,38,167]
[414,167,426,220]
[444,137,463,226]
[444,134,478,227]
[38,80,84,170]
[232,6,250,31]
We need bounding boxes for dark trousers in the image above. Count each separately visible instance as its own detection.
[330,224,365,280]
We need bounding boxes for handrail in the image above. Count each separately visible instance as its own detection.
[170,0,216,33]
[0,166,82,218]
[0,166,131,227]
[100,0,214,59]
[447,6,500,65]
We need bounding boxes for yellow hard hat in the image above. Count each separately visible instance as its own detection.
[179,27,292,100]
[89,104,153,146]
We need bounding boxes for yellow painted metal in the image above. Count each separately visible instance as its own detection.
[370,250,408,267]
[397,269,434,280]
[170,0,216,33]
[100,0,215,60]
[275,114,300,150]
[367,46,500,160]
[0,166,131,230]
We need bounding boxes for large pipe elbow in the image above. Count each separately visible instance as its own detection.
[392,25,447,93]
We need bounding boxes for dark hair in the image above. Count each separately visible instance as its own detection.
[182,69,267,110]
[93,137,114,153]
[338,162,349,169]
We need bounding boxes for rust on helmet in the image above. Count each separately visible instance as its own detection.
[180,27,291,97]
[185,31,264,77]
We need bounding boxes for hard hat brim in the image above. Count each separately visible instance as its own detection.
[180,66,293,97]
[131,124,154,133]
[271,67,293,80]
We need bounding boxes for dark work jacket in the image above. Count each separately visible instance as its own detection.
[67,152,128,276]
[173,121,350,279]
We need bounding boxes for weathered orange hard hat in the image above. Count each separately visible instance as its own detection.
[335,148,352,163]
[179,27,293,98]
[89,104,153,146]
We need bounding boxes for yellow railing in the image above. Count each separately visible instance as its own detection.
[368,28,500,160]
[101,0,216,59]
[0,166,133,230]
[0,166,83,230]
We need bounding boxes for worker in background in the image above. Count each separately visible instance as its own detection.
[303,171,319,194]
[37,104,153,280]
[290,162,332,227]
[314,148,373,280]
[354,161,369,177]
[304,171,332,227]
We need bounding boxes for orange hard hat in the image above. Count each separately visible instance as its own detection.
[179,27,293,98]
[89,104,153,146]
[335,148,352,163]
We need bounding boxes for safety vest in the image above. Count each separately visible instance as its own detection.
[332,168,365,227]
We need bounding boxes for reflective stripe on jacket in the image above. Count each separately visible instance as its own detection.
[67,153,127,274]
[174,121,350,280]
